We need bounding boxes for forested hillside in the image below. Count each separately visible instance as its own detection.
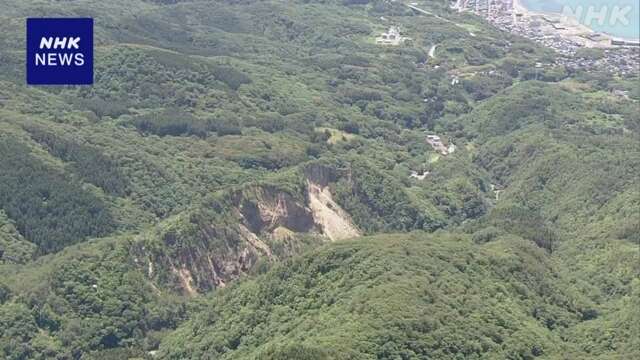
[0,0,637,359]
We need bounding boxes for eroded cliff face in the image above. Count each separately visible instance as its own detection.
[238,188,315,236]
[134,165,360,295]
[134,222,261,295]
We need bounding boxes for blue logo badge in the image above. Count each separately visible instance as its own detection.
[26,18,93,85]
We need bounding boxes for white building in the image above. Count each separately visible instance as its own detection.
[426,134,450,155]
[376,27,410,46]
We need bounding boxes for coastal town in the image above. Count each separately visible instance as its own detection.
[381,1,638,182]
[450,0,640,75]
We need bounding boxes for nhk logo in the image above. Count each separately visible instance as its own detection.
[36,37,85,66]
[26,18,93,85]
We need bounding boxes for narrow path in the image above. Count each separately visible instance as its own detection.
[406,4,454,24]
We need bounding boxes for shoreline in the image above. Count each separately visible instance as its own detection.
[512,0,640,44]
[511,0,611,48]
[454,0,640,75]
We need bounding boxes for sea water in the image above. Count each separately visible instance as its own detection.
[522,0,639,39]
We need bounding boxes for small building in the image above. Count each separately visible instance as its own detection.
[376,26,410,46]
[410,170,429,180]
[611,89,630,99]
[426,134,449,155]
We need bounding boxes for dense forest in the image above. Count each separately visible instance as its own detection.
[0,0,638,359]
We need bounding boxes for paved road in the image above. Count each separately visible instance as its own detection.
[405,3,477,35]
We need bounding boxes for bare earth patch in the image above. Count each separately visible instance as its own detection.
[307,180,360,241]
